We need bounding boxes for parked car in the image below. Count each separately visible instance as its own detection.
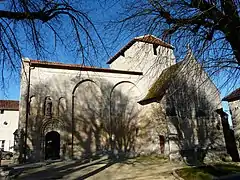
[0,149,13,160]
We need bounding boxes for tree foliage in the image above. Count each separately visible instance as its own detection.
[117,0,240,85]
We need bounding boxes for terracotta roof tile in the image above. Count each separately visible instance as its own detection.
[31,60,90,68]
[29,60,143,76]
[222,88,240,102]
[135,35,174,48]
[0,100,19,110]
[107,34,174,64]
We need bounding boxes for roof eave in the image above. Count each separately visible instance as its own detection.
[107,39,136,64]
[138,97,158,105]
[30,62,143,76]
[107,35,174,65]
[0,108,19,111]
[222,96,240,102]
[138,94,165,106]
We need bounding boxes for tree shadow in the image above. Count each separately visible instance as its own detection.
[75,161,115,180]
[16,158,116,179]
[73,81,141,159]
[17,77,141,163]
[162,76,224,165]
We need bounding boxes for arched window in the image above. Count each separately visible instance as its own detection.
[44,96,52,118]
[29,95,37,115]
[58,97,67,116]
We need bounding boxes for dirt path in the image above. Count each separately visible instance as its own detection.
[86,161,180,180]
[14,156,183,180]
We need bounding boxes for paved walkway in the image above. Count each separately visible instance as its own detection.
[9,157,182,180]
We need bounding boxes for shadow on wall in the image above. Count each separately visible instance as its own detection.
[17,78,142,162]
[162,76,224,165]
[73,81,141,159]
[216,108,240,162]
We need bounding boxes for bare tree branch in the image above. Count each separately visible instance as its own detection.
[115,0,240,87]
[0,0,108,94]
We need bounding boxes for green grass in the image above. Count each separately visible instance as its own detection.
[134,154,168,163]
[123,154,169,165]
[176,163,240,180]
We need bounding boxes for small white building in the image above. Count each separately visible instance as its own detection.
[0,100,19,152]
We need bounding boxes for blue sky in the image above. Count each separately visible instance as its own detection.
[0,1,238,124]
[0,0,133,100]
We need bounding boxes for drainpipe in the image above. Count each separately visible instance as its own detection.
[166,121,171,160]
[161,100,171,161]
[23,63,32,163]
[109,88,114,156]
[71,94,74,159]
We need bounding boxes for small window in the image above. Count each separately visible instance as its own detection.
[0,140,5,150]
[153,44,158,55]
[0,110,4,114]
[136,127,139,136]
[196,109,206,117]
[166,107,177,116]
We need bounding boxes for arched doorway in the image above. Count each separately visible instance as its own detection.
[45,131,60,160]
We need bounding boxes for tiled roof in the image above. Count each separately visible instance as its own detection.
[138,49,194,105]
[29,60,143,76]
[107,34,174,64]
[222,88,240,102]
[138,62,183,105]
[0,100,19,110]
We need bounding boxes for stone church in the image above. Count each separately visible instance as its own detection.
[18,35,225,162]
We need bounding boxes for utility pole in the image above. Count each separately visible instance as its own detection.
[23,61,32,163]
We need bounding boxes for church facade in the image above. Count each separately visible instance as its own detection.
[18,35,225,162]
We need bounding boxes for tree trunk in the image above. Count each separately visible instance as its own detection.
[226,31,240,66]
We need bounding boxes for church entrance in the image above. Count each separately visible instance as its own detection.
[45,131,60,160]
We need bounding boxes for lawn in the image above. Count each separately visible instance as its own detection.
[176,163,240,180]
[126,154,169,164]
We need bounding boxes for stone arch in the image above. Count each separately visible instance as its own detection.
[58,97,67,116]
[41,119,65,134]
[43,96,53,118]
[72,79,97,95]
[109,81,141,153]
[71,79,103,158]
[40,118,66,160]
[110,81,141,111]
[111,81,138,92]
[45,131,60,160]
[29,95,37,115]
[110,81,141,100]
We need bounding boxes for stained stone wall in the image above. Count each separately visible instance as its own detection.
[162,53,225,162]
[18,41,177,162]
[18,40,225,163]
